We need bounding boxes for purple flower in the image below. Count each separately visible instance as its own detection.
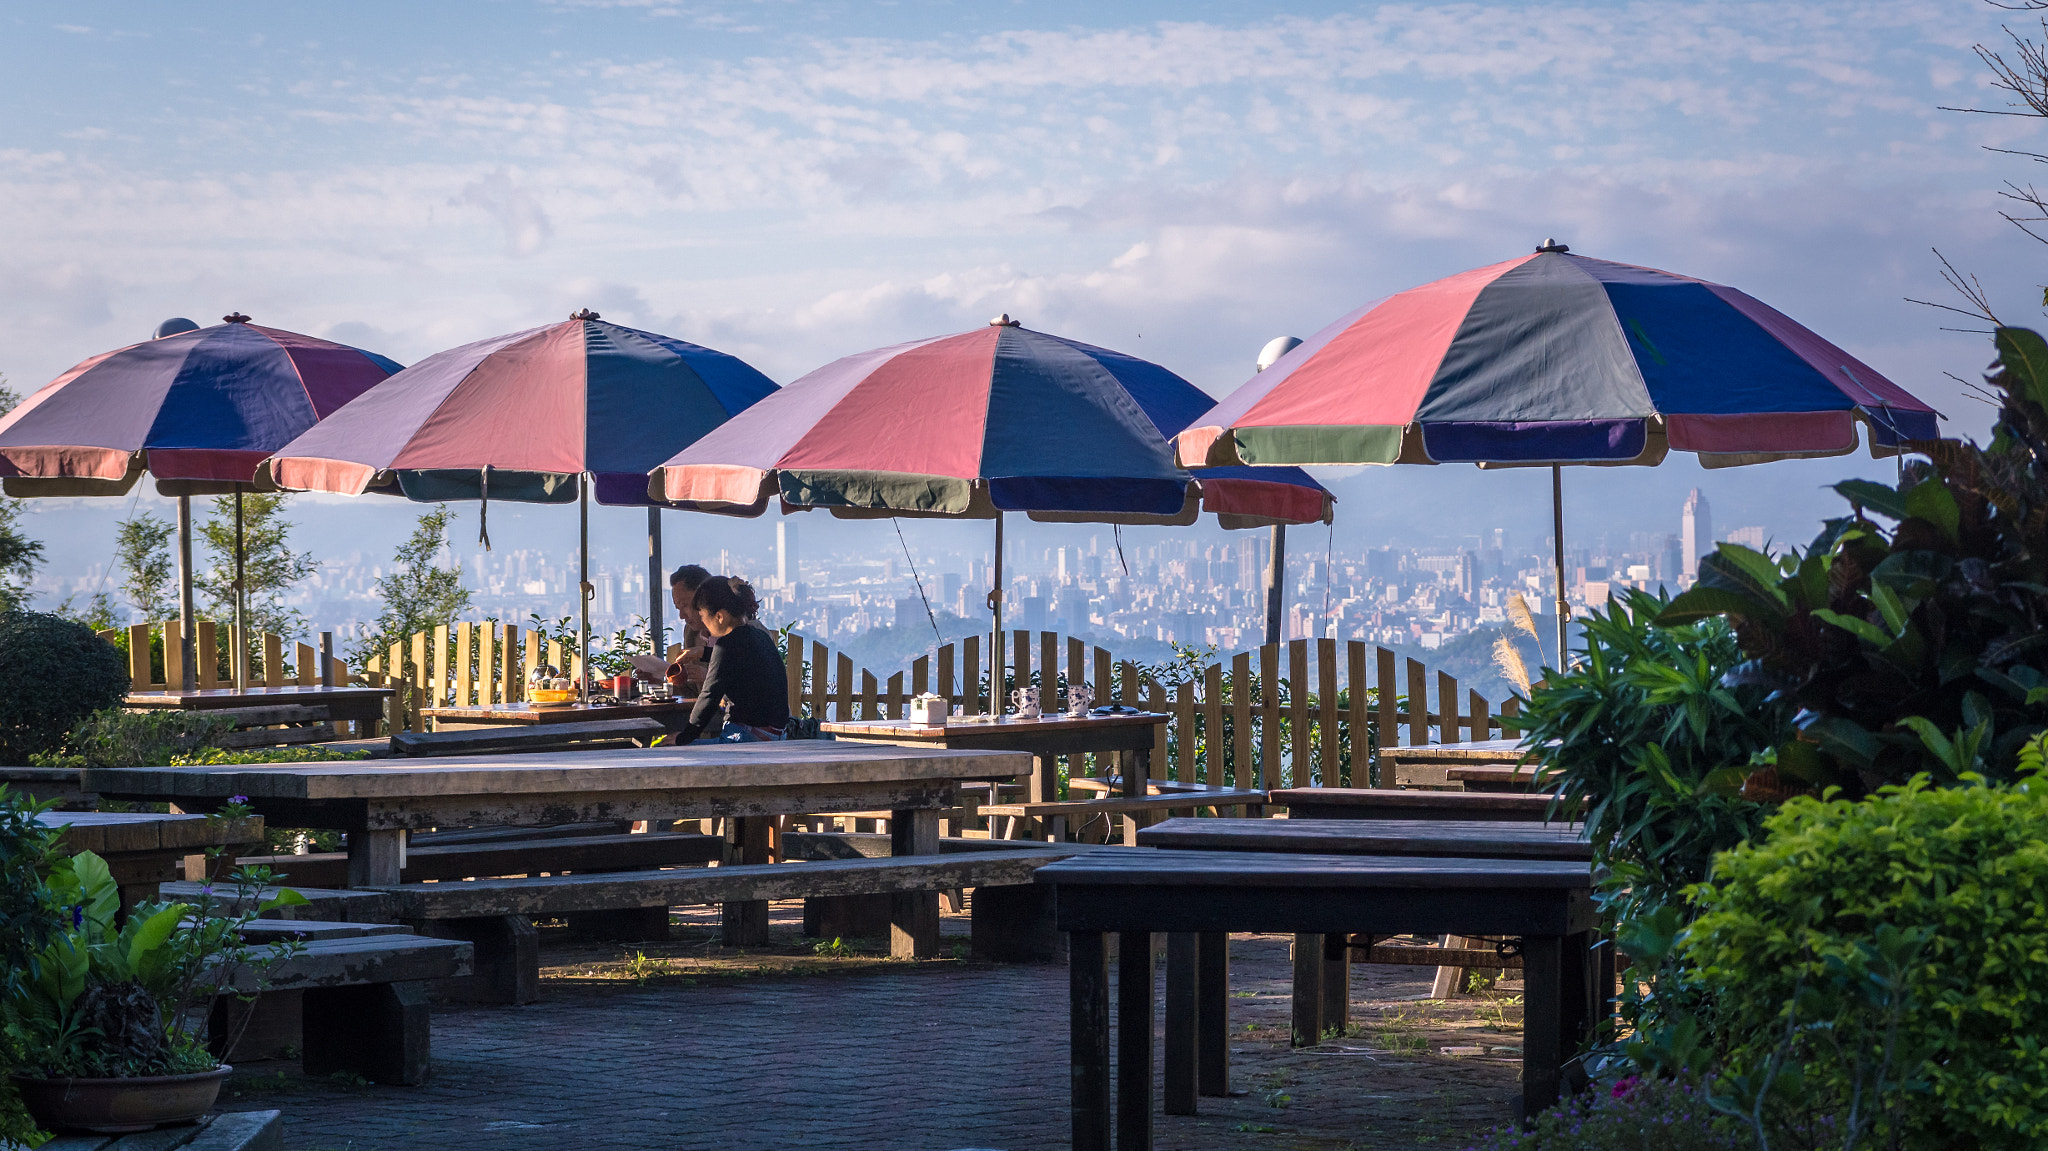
[229,795,248,804]
[70,904,83,929]
[1610,1075,1641,1099]
[199,884,213,896]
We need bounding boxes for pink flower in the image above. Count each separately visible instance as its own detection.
[1610,1076,1641,1099]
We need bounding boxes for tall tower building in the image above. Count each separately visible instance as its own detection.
[776,521,799,588]
[1681,489,1713,579]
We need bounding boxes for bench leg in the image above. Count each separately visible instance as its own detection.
[889,808,940,959]
[1117,930,1155,1151]
[209,989,303,1062]
[1521,933,1564,1119]
[303,981,431,1085]
[1291,934,1324,1046]
[804,893,892,941]
[721,816,772,947]
[419,915,538,1005]
[970,882,1066,963]
[1196,932,1230,1096]
[1071,931,1111,1151]
[1164,933,1197,1116]
[567,905,670,942]
[1321,931,1350,1038]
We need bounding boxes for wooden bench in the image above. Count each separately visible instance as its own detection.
[231,831,724,889]
[366,848,1083,1001]
[34,1111,282,1151]
[390,716,668,757]
[1270,787,1578,822]
[212,704,337,749]
[2,765,95,810]
[163,881,393,924]
[207,927,472,1085]
[982,789,1268,844]
[781,832,1086,945]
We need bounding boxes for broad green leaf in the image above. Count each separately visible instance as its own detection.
[1868,582,1909,635]
[1657,586,1776,625]
[1903,478,1961,545]
[125,903,188,978]
[1995,326,2048,410]
[259,887,311,912]
[1832,478,1909,521]
[67,850,121,931]
[1812,608,1894,648]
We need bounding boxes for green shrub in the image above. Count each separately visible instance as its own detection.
[1464,1076,1748,1150]
[53,709,236,768]
[1661,327,2048,792]
[1,787,60,1147]
[1683,778,2048,1149]
[0,611,129,763]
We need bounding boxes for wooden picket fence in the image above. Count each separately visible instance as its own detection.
[99,621,350,693]
[368,622,1516,790]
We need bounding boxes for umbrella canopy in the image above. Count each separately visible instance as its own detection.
[267,311,778,507]
[0,315,401,495]
[655,316,1334,525]
[268,309,781,695]
[1178,245,1939,472]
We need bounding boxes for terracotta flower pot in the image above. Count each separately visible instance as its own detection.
[12,1065,231,1133]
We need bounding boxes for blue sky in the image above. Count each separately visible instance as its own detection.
[2,1,2042,589]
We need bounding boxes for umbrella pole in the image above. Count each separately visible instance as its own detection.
[176,495,196,692]
[1552,465,1569,667]
[234,485,247,691]
[580,477,592,700]
[1264,523,1286,647]
[647,506,664,662]
[989,511,1004,714]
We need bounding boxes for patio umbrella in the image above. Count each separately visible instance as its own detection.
[267,309,779,693]
[0,313,403,688]
[1177,242,1942,661]
[653,315,1334,700]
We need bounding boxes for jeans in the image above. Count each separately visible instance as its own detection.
[720,721,784,743]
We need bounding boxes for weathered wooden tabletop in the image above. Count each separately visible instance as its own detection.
[422,699,697,728]
[1134,817,1592,860]
[124,684,393,724]
[1375,738,1530,764]
[820,711,1167,741]
[1036,847,1592,890]
[36,809,264,855]
[1270,786,1573,821]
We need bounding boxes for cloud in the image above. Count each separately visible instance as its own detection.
[453,168,554,256]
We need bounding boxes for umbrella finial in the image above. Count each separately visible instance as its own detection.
[223,312,252,324]
[1535,239,1569,254]
[989,314,1020,327]
[152,318,200,339]
[571,308,601,321]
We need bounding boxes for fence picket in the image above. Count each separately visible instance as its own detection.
[1172,680,1195,784]
[297,642,318,687]
[455,623,475,707]
[1470,689,1489,742]
[1347,642,1369,787]
[1258,644,1281,791]
[1439,671,1459,744]
[911,655,929,698]
[1406,658,1428,748]
[1202,663,1223,789]
[1231,652,1252,791]
[1289,639,1309,790]
[835,653,853,723]
[1317,637,1338,788]
[860,670,879,720]
[962,635,981,713]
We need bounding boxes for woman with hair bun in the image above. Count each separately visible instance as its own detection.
[674,576,790,743]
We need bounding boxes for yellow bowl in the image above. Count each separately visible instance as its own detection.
[529,688,578,704]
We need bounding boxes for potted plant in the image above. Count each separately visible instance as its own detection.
[3,799,305,1135]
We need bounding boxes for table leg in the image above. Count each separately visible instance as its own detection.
[1031,754,1056,803]
[1072,931,1111,1151]
[347,829,404,887]
[1291,933,1324,1046]
[1321,932,1350,1037]
[721,817,770,946]
[1164,933,1198,1116]
[889,808,940,958]
[1117,930,1154,1151]
[1522,933,1564,1118]
[1196,931,1230,1096]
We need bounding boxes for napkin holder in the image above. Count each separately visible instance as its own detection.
[908,693,951,725]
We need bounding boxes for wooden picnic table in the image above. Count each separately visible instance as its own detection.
[1378,737,1530,788]
[84,741,1031,951]
[820,711,1168,804]
[37,809,265,914]
[1036,848,1598,1150]
[125,684,394,727]
[421,698,698,732]
[1271,786,1574,821]
[1132,816,1597,1116]
[1447,764,1546,791]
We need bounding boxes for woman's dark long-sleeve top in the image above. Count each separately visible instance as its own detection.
[676,620,790,742]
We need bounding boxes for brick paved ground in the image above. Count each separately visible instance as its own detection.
[221,904,1525,1151]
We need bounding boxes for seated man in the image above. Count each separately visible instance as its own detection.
[654,564,712,693]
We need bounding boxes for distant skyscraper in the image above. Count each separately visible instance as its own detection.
[1726,526,1768,551]
[777,521,798,588]
[1681,489,1713,579]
